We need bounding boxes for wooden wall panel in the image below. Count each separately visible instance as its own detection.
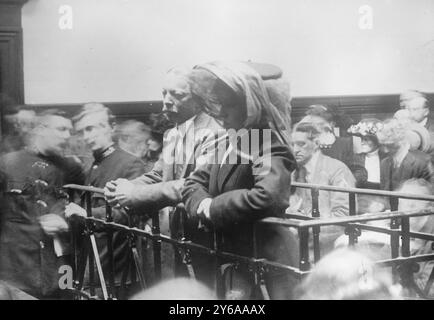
[24,93,434,125]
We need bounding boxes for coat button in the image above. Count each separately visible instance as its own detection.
[39,241,45,249]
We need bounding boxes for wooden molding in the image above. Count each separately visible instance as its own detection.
[23,93,434,123]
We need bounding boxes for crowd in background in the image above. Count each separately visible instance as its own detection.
[0,61,433,300]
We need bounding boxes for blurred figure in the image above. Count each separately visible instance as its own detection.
[400,90,434,162]
[142,113,173,172]
[397,179,434,296]
[334,195,391,260]
[1,108,36,153]
[296,248,402,300]
[393,109,431,153]
[0,281,38,300]
[337,179,434,297]
[116,120,152,160]
[0,109,85,299]
[130,278,216,300]
[376,118,434,209]
[300,104,354,168]
[347,118,385,189]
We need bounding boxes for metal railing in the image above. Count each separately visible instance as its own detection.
[63,182,434,300]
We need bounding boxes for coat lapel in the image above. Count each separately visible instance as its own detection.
[217,163,237,192]
[398,151,415,181]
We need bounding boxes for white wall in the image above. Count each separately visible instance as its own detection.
[22,0,434,104]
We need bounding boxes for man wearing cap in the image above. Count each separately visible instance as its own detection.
[0,109,85,299]
[65,103,146,298]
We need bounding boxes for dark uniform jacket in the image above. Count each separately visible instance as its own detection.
[0,150,84,298]
[84,146,145,287]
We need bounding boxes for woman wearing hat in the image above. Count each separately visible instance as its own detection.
[347,118,386,189]
[181,61,297,299]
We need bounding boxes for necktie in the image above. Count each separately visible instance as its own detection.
[296,166,307,183]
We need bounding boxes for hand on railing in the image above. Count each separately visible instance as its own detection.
[197,198,212,231]
[104,178,135,207]
[65,202,87,218]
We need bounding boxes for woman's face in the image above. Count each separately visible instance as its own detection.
[213,81,246,130]
[360,136,378,153]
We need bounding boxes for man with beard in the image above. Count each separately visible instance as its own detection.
[0,109,85,299]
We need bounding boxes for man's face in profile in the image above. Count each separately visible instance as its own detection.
[161,73,198,124]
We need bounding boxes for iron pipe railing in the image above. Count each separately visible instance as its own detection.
[63,183,434,300]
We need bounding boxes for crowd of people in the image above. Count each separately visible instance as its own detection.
[0,61,433,300]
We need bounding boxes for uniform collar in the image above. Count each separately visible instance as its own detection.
[93,144,116,163]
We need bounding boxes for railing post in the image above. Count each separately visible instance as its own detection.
[310,188,321,262]
[105,202,115,299]
[252,224,270,300]
[399,216,415,294]
[389,196,400,280]
[349,193,356,216]
[298,227,311,272]
[151,213,162,281]
[85,192,95,297]
[346,193,360,246]
[214,229,224,299]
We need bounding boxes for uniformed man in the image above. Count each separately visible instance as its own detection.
[65,103,145,298]
[0,109,85,299]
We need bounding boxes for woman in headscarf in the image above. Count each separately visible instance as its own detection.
[181,61,297,300]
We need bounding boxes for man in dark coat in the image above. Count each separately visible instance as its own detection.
[377,118,434,208]
[0,110,85,299]
[65,103,145,298]
[400,90,434,163]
